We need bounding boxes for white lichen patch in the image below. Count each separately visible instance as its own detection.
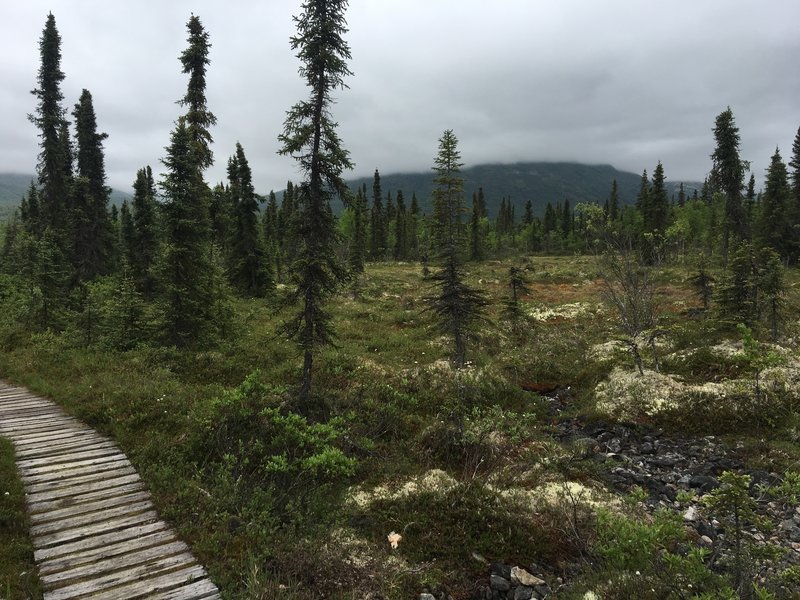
[595,367,684,419]
[525,302,601,322]
[587,340,629,362]
[499,479,619,511]
[347,469,458,509]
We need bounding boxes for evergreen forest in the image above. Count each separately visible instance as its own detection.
[2,4,800,600]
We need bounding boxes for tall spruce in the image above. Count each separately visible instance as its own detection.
[755,148,791,259]
[158,14,217,346]
[227,142,272,296]
[277,0,354,401]
[159,118,214,346]
[393,190,407,260]
[29,13,70,236]
[179,14,217,170]
[349,184,367,272]
[608,179,620,221]
[369,168,386,259]
[131,166,158,298]
[788,126,800,263]
[710,107,748,262]
[426,130,486,368]
[71,89,113,282]
[648,161,669,235]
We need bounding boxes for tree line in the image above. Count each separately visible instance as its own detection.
[1,5,799,398]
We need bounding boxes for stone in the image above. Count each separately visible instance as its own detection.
[689,475,720,492]
[511,566,545,587]
[490,562,512,580]
[534,584,550,598]
[683,505,698,522]
[640,441,655,454]
[419,595,436,600]
[513,586,534,600]
[490,574,511,592]
[700,535,713,546]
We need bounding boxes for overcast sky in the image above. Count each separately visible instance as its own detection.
[2,1,799,194]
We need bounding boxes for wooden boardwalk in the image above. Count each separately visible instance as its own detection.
[0,382,221,600]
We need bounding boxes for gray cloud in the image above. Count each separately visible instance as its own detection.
[1,0,798,195]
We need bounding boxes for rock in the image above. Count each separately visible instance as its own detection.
[511,566,545,587]
[780,519,796,531]
[606,437,622,453]
[490,562,512,581]
[490,574,511,592]
[683,505,698,522]
[419,594,436,600]
[573,437,599,456]
[534,584,550,598]
[513,586,534,600]
[689,475,720,492]
[640,441,655,454]
[700,535,714,546]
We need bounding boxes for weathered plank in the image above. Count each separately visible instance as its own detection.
[35,520,170,563]
[150,579,222,599]
[30,490,152,525]
[15,438,117,460]
[43,557,202,600]
[18,445,123,469]
[31,499,154,537]
[25,465,138,495]
[38,529,178,576]
[21,457,131,485]
[26,471,141,503]
[34,509,160,549]
[19,451,129,476]
[28,480,146,514]
[40,539,191,589]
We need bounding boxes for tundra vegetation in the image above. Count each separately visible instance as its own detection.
[2,4,800,600]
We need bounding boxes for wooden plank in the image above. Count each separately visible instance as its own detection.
[149,578,221,599]
[21,457,131,485]
[18,445,124,469]
[26,471,140,502]
[28,480,146,514]
[41,539,190,589]
[38,529,177,576]
[10,428,98,448]
[34,509,159,549]
[43,555,201,600]
[35,520,169,563]
[0,405,61,418]
[1,410,64,423]
[21,452,129,477]
[31,490,151,525]
[25,466,138,496]
[15,438,116,460]
[32,499,155,537]
[3,418,85,435]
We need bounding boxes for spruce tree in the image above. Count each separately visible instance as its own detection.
[264,190,280,278]
[159,118,215,346]
[370,169,385,259]
[710,107,748,262]
[157,14,218,346]
[393,190,407,260]
[409,192,420,259]
[29,13,70,236]
[755,148,791,259]
[119,200,135,265]
[71,89,113,282]
[608,179,620,221]
[179,14,217,170]
[649,161,669,234]
[131,166,158,298]
[426,130,486,368]
[469,193,483,261]
[277,0,354,400]
[227,142,272,296]
[787,126,800,263]
[349,185,367,272]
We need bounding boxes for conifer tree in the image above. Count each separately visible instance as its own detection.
[264,190,280,278]
[386,191,395,224]
[369,169,386,259]
[710,107,748,262]
[523,200,533,226]
[71,89,113,282]
[649,161,669,234]
[159,118,215,346]
[409,192,420,258]
[608,179,620,221]
[278,0,354,400]
[393,190,407,260]
[227,142,272,296]
[157,14,218,346]
[179,14,217,170]
[755,148,791,258]
[561,199,571,238]
[543,202,556,234]
[29,13,70,236]
[349,185,367,272]
[130,166,159,298]
[426,130,486,368]
[787,126,800,263]
[476,186,488,218]
[119,200,135,265]
[469,194,483,261]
